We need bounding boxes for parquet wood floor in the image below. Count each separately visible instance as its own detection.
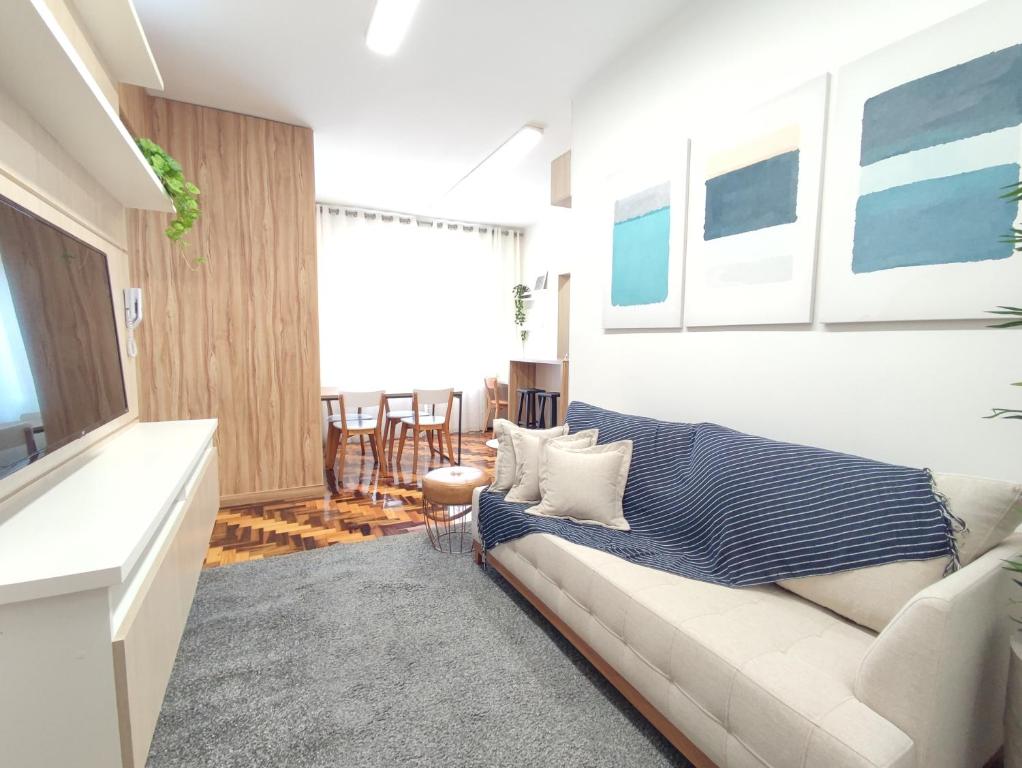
[203,432,496,567]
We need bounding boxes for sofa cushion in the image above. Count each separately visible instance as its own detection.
[942,472,1022,562]
[526,439,633,530]
[563,401,679,521]
[491,419,567,491]
[492,533,914,768]
[777,472,1022,631]
[506,428,597,503]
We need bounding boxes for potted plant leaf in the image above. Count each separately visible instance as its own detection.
[513,283,529,346]
[136,138,204,266]
[986,179,1022,767]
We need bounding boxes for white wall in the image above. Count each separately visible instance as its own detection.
[522,205,573,360]
[552,0,1022,480]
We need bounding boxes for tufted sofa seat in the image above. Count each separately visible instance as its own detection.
[478,522,1019,768]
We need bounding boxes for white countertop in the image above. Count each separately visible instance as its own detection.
[0,419,217,605]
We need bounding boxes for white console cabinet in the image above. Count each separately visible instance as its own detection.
[0,419,219,768]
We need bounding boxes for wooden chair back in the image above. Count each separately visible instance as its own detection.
[411,388,453,429]
[338,390,384,427]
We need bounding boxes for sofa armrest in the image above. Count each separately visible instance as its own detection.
[471,485,489,546]
[855,533,1020,768]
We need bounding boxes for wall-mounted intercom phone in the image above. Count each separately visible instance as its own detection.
[124,287,143,358]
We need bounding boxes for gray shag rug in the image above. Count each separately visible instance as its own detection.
[147,534,691,767]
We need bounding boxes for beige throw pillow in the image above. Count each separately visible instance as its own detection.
[505,429,598,503]
[526,439,633,530]
[777,472,1022,632]
[491,419,567,491]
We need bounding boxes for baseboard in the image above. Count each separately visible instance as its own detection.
[219,483,325,508]
[478,543,717,768]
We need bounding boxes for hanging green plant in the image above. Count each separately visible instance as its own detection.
[136,138,202,261]
[513,283,529,343]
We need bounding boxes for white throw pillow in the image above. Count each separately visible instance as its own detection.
[778,472,1022,632]
[525,439,633,530]
[491,419,567,491]
[505,429,598,503]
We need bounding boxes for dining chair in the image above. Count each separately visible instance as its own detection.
[324,391,386,481]
[383,397,431,464]
[397,388,454,478]
[324,388,366,456]
[483,377,509,433]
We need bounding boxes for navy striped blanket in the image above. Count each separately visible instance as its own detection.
[478,402,964,587]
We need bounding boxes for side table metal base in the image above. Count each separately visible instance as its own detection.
[421,500,473,554]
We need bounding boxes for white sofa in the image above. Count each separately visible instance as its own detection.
[473,493,1018,768]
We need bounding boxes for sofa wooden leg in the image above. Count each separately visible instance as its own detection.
[473,541,483,566]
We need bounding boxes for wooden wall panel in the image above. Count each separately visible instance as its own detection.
[550,150,571,208]
[122,89,321,501]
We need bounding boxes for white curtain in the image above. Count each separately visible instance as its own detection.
[317,205,521,432]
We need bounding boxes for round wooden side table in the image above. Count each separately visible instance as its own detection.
[421,466,490,554]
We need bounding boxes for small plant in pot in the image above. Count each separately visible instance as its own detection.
[513,283,529,344]
[136,138,204,267]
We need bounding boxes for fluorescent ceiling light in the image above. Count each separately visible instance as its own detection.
[481,125,544,173]
[366,0,421,56]
[447,124,544,195]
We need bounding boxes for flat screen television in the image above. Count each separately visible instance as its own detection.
[0,194,128,481]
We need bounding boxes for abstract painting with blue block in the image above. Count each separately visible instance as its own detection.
[610,182,671,307]
[703,145,799,242]
[683,75,827,327]
[852,43,1022,273]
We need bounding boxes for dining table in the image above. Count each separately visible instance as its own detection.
[320,388,464,465]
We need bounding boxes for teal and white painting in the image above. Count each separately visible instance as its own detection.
[684,76,828,326]
[611,184,671,307]
[603,146,688,329]
[819,0,1022,321]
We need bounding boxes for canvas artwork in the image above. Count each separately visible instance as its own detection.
[818,0,1022,322]
[684,76,828,326]
[602,146,688,329]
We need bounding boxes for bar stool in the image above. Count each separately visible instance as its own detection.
[536,391,561,428]
[516,387,544,428]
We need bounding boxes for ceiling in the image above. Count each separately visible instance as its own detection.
[132,0,681,227]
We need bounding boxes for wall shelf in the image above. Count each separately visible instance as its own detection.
[0,0,174,212]
[70,0,164,90]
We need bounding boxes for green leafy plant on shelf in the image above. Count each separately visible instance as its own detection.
[985,179,1022,623]
[135,138,204,266]
[985,180,1022,419]
[513,283,529,343]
